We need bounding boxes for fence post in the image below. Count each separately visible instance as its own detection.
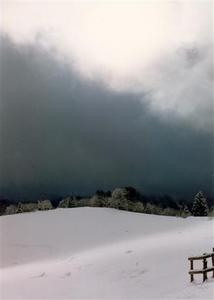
[190,259,194,282]
[203,258,208,282]
[212,248,214,278]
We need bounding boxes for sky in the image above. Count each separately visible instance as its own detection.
[0,0,213,200]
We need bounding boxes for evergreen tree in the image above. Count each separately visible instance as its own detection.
[192,191,208,216]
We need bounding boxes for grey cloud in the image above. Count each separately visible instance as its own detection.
[0,35,213,200]
[140,42,213,133]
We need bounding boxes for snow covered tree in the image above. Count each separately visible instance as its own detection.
[132,201,144,213]
[89,195,107,207]
[58,197,70,208]
[208,206,214,217]
[181,205,191,218]
[192,191,208,216]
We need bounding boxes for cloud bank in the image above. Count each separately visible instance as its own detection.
[0,35,213,200]
[2,1,213,129]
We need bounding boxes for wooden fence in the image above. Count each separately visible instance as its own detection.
[188,248,214,282]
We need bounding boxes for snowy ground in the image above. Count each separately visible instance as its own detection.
[0,207,213,299]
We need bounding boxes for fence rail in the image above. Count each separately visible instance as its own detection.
[188,248,214,282]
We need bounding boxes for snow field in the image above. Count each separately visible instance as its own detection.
[0,207,213,299]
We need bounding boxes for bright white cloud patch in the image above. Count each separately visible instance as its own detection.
[1,0,213,128]
[1,1,212,76]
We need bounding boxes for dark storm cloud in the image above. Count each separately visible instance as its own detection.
[0,35,213,200]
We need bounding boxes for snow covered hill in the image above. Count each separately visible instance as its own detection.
[0,207,213,299]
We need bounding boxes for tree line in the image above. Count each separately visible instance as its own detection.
[0,187,213,217]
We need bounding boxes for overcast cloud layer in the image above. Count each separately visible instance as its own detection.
[0,1,213,200]
[0,35,213,200]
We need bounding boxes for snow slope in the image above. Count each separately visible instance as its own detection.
[0,207,213,299]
